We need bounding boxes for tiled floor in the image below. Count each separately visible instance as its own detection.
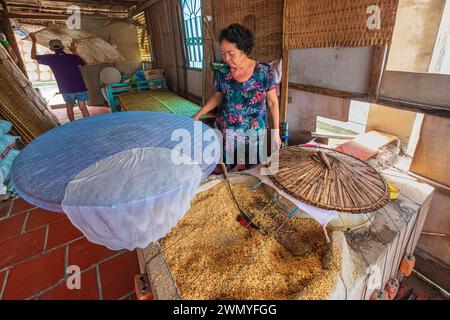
[0,197,140,300]
[51,105,111,124]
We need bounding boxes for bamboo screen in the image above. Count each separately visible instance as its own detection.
[284,0,399,49]
[214,0,284,62]
[0,45,58,144]
[134,12,152,62]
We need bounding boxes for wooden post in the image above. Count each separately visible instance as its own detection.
[280,49,289,123]
[367,45,388,101]
[0,0,27,77]
[280,0,290,123]
[131,0,160,16]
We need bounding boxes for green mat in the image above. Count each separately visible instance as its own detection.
[118,90,212,118]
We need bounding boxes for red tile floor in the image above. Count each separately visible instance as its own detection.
[51,105,111,124]
[0,197,140,300]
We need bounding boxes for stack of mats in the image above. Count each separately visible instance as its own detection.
[0,44,58,144]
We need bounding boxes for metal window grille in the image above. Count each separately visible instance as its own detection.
[181,0,203,69]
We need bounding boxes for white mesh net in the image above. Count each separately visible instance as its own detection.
[62,147,202,250]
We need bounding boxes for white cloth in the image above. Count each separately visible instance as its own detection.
[268,59,282,96]
[62,147,203,250]
[247,167,339,226]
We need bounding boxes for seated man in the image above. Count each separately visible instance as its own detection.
[30,33,90,122]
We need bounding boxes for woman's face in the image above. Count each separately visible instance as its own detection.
[220,39,247,68]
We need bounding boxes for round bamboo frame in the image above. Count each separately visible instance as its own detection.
[269,145,390,214]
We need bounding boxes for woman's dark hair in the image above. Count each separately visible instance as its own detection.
[219,23,254,55]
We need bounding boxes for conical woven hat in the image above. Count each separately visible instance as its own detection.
[269,146,389,213]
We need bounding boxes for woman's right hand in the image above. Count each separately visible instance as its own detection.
[192,92,222,121]
[29,33,37,43]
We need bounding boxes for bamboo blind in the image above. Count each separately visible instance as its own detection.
[284,0,399,49]
[214,0,284,62]
[0,45,58,144]
[134,12,152,62]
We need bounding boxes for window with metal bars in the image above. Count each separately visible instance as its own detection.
[181,0,203,69]
[134,12,152,62]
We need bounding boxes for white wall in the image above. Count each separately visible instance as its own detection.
[289,47,373,94]
[80,16,142,105]
[387,0,446,73]
[81,17,141,73]
[429,0,450,74]
[380,71,450,108]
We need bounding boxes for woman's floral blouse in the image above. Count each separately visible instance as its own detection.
[213,62,276,151]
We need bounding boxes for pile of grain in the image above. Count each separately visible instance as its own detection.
[157,181,341,300]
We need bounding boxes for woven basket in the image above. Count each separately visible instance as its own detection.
[284,0,399,49]
[268,145,390,213]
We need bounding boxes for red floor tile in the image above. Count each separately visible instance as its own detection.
[10,198,36,216]
[25,208,66,232]
[68,238,116,271]
[99,251,140,300]
[46,219,83,250]
[0,213,26,243]
[0,200,12,219]
[0,228,46,270]
[38,267,99,300]
[2,247,65,300]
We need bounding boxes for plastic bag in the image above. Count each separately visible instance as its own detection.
[0,120,12,135]
[0,135,18,154]
[0,149,19,181]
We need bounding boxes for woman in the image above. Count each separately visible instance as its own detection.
[193,23,281,170]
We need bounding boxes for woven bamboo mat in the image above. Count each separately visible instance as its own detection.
[0,46,58,144]
[284,0,399,48]
[214,0,283,62]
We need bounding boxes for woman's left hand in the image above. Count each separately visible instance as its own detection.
[271,130,282,150]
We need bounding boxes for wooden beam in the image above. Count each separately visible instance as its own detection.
[279,0,289,123]
[8,12,70,20]
[367,45,389,100]
[280,49,289,123]
[8,11,130,21]
[414,247,450,293]
[0,0,27,76]
[144,8,157,66]
[7,3,128,14]
[408,172,450,192]
[376,97,450,118]
[131,0,159,15]
[173,0,187,97]
[289,82,450,118]
[289,82,368,101]
[6,0,140,7]
[311,131,356,140]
